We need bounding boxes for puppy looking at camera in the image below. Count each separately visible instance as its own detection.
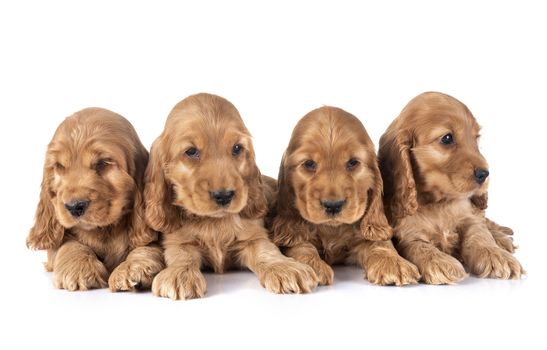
[378,92,524,284]
[145,93,318,300]
[271,106,420,286]
[27,108,164,291]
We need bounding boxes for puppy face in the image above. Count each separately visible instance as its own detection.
[46,111,138,229]
[407,93,488,199]
[27,107,155,251]
[145,93,265,227]
[379,92,489,219]
[283,107,379,226]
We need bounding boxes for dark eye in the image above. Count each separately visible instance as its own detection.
[232,144,243,157]
[440,133,454,145]
[95,159,112,173]
[346,158,359,170]
[185,147,200,159]
[54,162,65,171]
[303,160,317,171]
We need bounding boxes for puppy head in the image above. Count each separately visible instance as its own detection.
[144,93,266,232]
[27,108,156,250]
[379,92,489,220]
[275,107,390,241]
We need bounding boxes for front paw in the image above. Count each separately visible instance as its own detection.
[109,258,165,292]
[152,266,206,300]
[366,254,420,286]
[53,257,108,291]
[299,256,334,286]
[259,260,318,294]
[468,247,524,279]
[419,254,467,285]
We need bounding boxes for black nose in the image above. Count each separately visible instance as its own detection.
[474,168,490,184]
[321,199,346,215]
[64,200,90,218]
[210,190,235,206]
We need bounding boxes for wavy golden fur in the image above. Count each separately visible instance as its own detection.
[271,106,420,286]
[26,108,164,291]
[378,92,523,284]
[145,93,318,300]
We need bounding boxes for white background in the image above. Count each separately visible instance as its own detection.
[1,1,545,349]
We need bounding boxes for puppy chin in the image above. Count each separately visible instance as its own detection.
[183,203,245,219]
[321,219,344,227]
[459,181,489,199]
[75,222,101,231]
[300,211,349,226]
[57,216,100,231]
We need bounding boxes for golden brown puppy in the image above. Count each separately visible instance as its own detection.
[145,93,318,300]
[378,92,524,284]
[271,106,420,286]
[27,108,164,291]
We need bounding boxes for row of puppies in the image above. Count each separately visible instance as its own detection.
[27,92,523,299]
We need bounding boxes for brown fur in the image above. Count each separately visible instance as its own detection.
[145,93,318,300]
[271,106,420,286]
[378,92,524,284]
[27,108,164,291]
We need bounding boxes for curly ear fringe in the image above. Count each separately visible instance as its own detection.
[240,164,269,219]
[239,144,269,219]
[270,153,312,247]
[359,162,393,241]
[26,168,64,250]
[378,130,418,222]
[143,139,183,233]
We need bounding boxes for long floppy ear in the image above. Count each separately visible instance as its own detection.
[26,165,64,250]
[359,159,393,241]
[378,129,418,222]
[128,147,158,248]
[143,139,182,233]
[240,147,268,219]
[271,152,313,247]
[471,192,488,211]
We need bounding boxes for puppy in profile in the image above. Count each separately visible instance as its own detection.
[145,93,318,300]
[378,92,524,284]
[271,106,420,286]
[27,108,164,291]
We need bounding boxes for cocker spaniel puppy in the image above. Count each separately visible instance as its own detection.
[378,92,524,284]
[271,106,420,286]
[145,93,318,300]
[27,108,164,291]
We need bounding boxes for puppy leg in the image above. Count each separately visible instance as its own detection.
[461,219,524,279]
[238,232,318,293]
[152,244,206,300]
[349,240,420,286]
[53,241,108,291]
[286,243,334,285]
[485,218,516,253]
[109,245,165,292]
[397,240,467,284]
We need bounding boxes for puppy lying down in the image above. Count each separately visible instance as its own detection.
[27,108,164,291]
[378,92,524,284]
[144,93,318,299]
[271,106,420,286]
